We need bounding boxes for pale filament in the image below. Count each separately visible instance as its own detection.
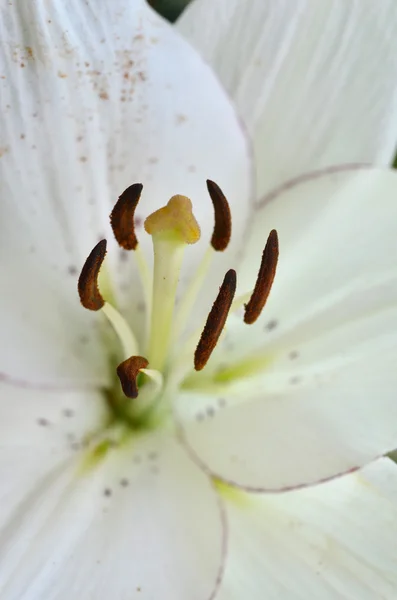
[129,367,164,419]
[134,245,152,319]
[102,302,139,358]
[173,246,214,341]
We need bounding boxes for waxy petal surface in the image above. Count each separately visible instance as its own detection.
[0,0,251,387]
[217,459,397,600]
[177,168,397,490]
[0,400,226,600]
[178,0,397,196]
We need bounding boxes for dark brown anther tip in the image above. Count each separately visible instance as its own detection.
[244,229,279,325]
[116,355,149,399]
[78,239,107,311]
[206,179,232,252]
[194,269,237,371]
[110,183,143,250]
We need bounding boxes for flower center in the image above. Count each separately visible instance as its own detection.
[78,181,279,433]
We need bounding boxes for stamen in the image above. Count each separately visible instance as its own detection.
[173,246,213,341]
[78,239,107,310]
[110,183,143,250]
[207,180,232,251]
[244,229,279,324]
[140,368,163,392]
[174,181,232,339]
[78,240,139,355]
[116,355,149,399]
[194,269,237,371]
[102,302,138,357]
[129,367,164,419]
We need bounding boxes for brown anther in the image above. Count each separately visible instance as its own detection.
[194,269,237,371]
[110,183,143,250]
[78,239,107,311]
[206,179,232,251]
[116,355,149,399]
[244,229,279,324]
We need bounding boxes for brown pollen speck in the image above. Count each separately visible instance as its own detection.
[265,319,278,331]
[68,265,77,276]
[175,113,187,125]
[62,408,74,418]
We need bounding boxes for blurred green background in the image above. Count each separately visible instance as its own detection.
[148,0,191,22]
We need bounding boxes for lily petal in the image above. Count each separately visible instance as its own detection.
[178,0,397,197]
[237,167,397,342]
[178,345,397,491]
[0,426,226,600]
[0,383,109,534]
[0,0,251,387]
[177,168,397,490]
[217,458,397,600]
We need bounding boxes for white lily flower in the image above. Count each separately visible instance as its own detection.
[1,1,397,599]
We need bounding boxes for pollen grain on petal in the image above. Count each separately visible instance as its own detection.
[244,229,279,324]
[117,355,149,399]
[194,269,237,371]
[78,239,107,311]
[110,183,143,250]
[207,179,232,251]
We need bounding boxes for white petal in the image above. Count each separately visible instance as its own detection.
[0,432,226,600]
[177,168,397,490]
[0,383,108,533]
[0,0,251,386]
[178,0,397,197]
[216,458,397,600]
[238,167,397,343]
[178,345,397,490]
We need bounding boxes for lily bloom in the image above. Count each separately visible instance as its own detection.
[1,1,397,598]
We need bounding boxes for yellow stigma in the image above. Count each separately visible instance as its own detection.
[144,195,201,244]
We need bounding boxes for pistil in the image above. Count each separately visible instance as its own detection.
[144,195,201,371]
